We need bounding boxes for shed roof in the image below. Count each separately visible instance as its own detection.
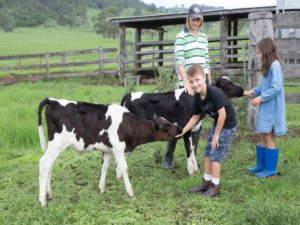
[108,6,276,28]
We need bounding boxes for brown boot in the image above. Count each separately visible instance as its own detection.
[203,183,220,197]
[188,179,211,193]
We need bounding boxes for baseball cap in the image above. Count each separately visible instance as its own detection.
[188,4,203,20]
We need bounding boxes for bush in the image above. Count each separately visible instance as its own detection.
[43,18,58,28]
[154,68,177,92]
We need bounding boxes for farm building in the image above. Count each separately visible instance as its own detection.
[108,4,300,84]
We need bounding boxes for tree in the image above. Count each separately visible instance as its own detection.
[94,7,119,39]
[0,10,16,32]
[133,8,142,16]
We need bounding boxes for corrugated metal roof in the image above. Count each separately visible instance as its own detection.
[108,6,276,28]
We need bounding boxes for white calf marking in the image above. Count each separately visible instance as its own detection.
[221,76,230,81]
[131,92,144,101]
[49,97,77,107]
[174,88,185,101]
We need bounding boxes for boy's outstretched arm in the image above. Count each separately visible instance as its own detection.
[176,114,201,138]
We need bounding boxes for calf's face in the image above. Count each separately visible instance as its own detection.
[216,76,244,98]
[153,115,182,141]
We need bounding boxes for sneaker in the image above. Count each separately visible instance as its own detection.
[202,183,220,197]
[188,179,211,193]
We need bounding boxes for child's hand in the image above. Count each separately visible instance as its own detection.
[211,134,219,150]
[243,90,253,97]
[175,132,184,138]
[251,96,262,106]
[184,82,195,96]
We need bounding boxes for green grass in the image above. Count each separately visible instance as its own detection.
[284,86,300,93]
[0,79,299,225]
[0,26,118,56]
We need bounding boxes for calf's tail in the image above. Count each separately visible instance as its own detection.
[120,93,130,107]
[38,98,51,152]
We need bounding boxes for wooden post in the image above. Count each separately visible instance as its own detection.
[233,19,238,63]
[98,48,104,79]
[119,25,126,84]
[227,19,232,63]
[45,53,50,79]
[61,53,66,63]
[220,16,228,67]
[247,12,273,131]
[135,28,141,75]
[158,27,164,67]
[248,12,274,87]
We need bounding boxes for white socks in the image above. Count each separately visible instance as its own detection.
[211,177,220,185]
[203,173,212,181]
[204,173,220,185]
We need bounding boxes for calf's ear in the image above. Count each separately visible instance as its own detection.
[153,113,158,120]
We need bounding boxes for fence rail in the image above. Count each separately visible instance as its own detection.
[122,35,249,76]
[0,48,119,80]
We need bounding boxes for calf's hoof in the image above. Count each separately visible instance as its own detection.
[164,156,173,169]
[128,192,135,198]
[164,161,173,169]
[46,192,53,200]
[99,187,105,194]
[39,200,47,208]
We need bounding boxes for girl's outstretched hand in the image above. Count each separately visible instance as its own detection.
[243,90,254,97]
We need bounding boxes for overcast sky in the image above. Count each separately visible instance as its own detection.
[142,0,276,9]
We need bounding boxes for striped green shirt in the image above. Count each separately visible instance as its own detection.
[174,26,210,80]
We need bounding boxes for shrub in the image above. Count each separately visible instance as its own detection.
[0,10,16,32]
[154,68,177,92]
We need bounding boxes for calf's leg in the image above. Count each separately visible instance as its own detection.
[164,139,177,169]
[191,126,202,154]
[116,164,122,180]
[113,150,134,197]
[184,133,199,175]
[39,141,64,207]
[99,152,111,193]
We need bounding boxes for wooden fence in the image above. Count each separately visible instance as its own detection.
[122,35,249,78]
[0,48,118,84]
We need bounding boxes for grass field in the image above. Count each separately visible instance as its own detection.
[0,78,299,225]
[0,26,122,78]
[0,26,118,56]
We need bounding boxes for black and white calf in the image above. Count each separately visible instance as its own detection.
[121,76,244,175]
[38,97,181,207]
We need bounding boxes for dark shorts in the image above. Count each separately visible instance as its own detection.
[204,126,237,163]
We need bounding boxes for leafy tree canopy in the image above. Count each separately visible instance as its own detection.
[0,0,158,28]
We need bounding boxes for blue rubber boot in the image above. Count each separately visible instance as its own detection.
[247,145,265,174]
[256,148,278,178]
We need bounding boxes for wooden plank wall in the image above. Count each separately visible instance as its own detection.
[274,12,300,79]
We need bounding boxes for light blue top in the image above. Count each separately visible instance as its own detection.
[252,60,287,136]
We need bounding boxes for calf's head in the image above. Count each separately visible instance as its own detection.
[153,115,182,141]
[216,76,244,98]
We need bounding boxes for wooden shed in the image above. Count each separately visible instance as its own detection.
[109,6,300,82]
